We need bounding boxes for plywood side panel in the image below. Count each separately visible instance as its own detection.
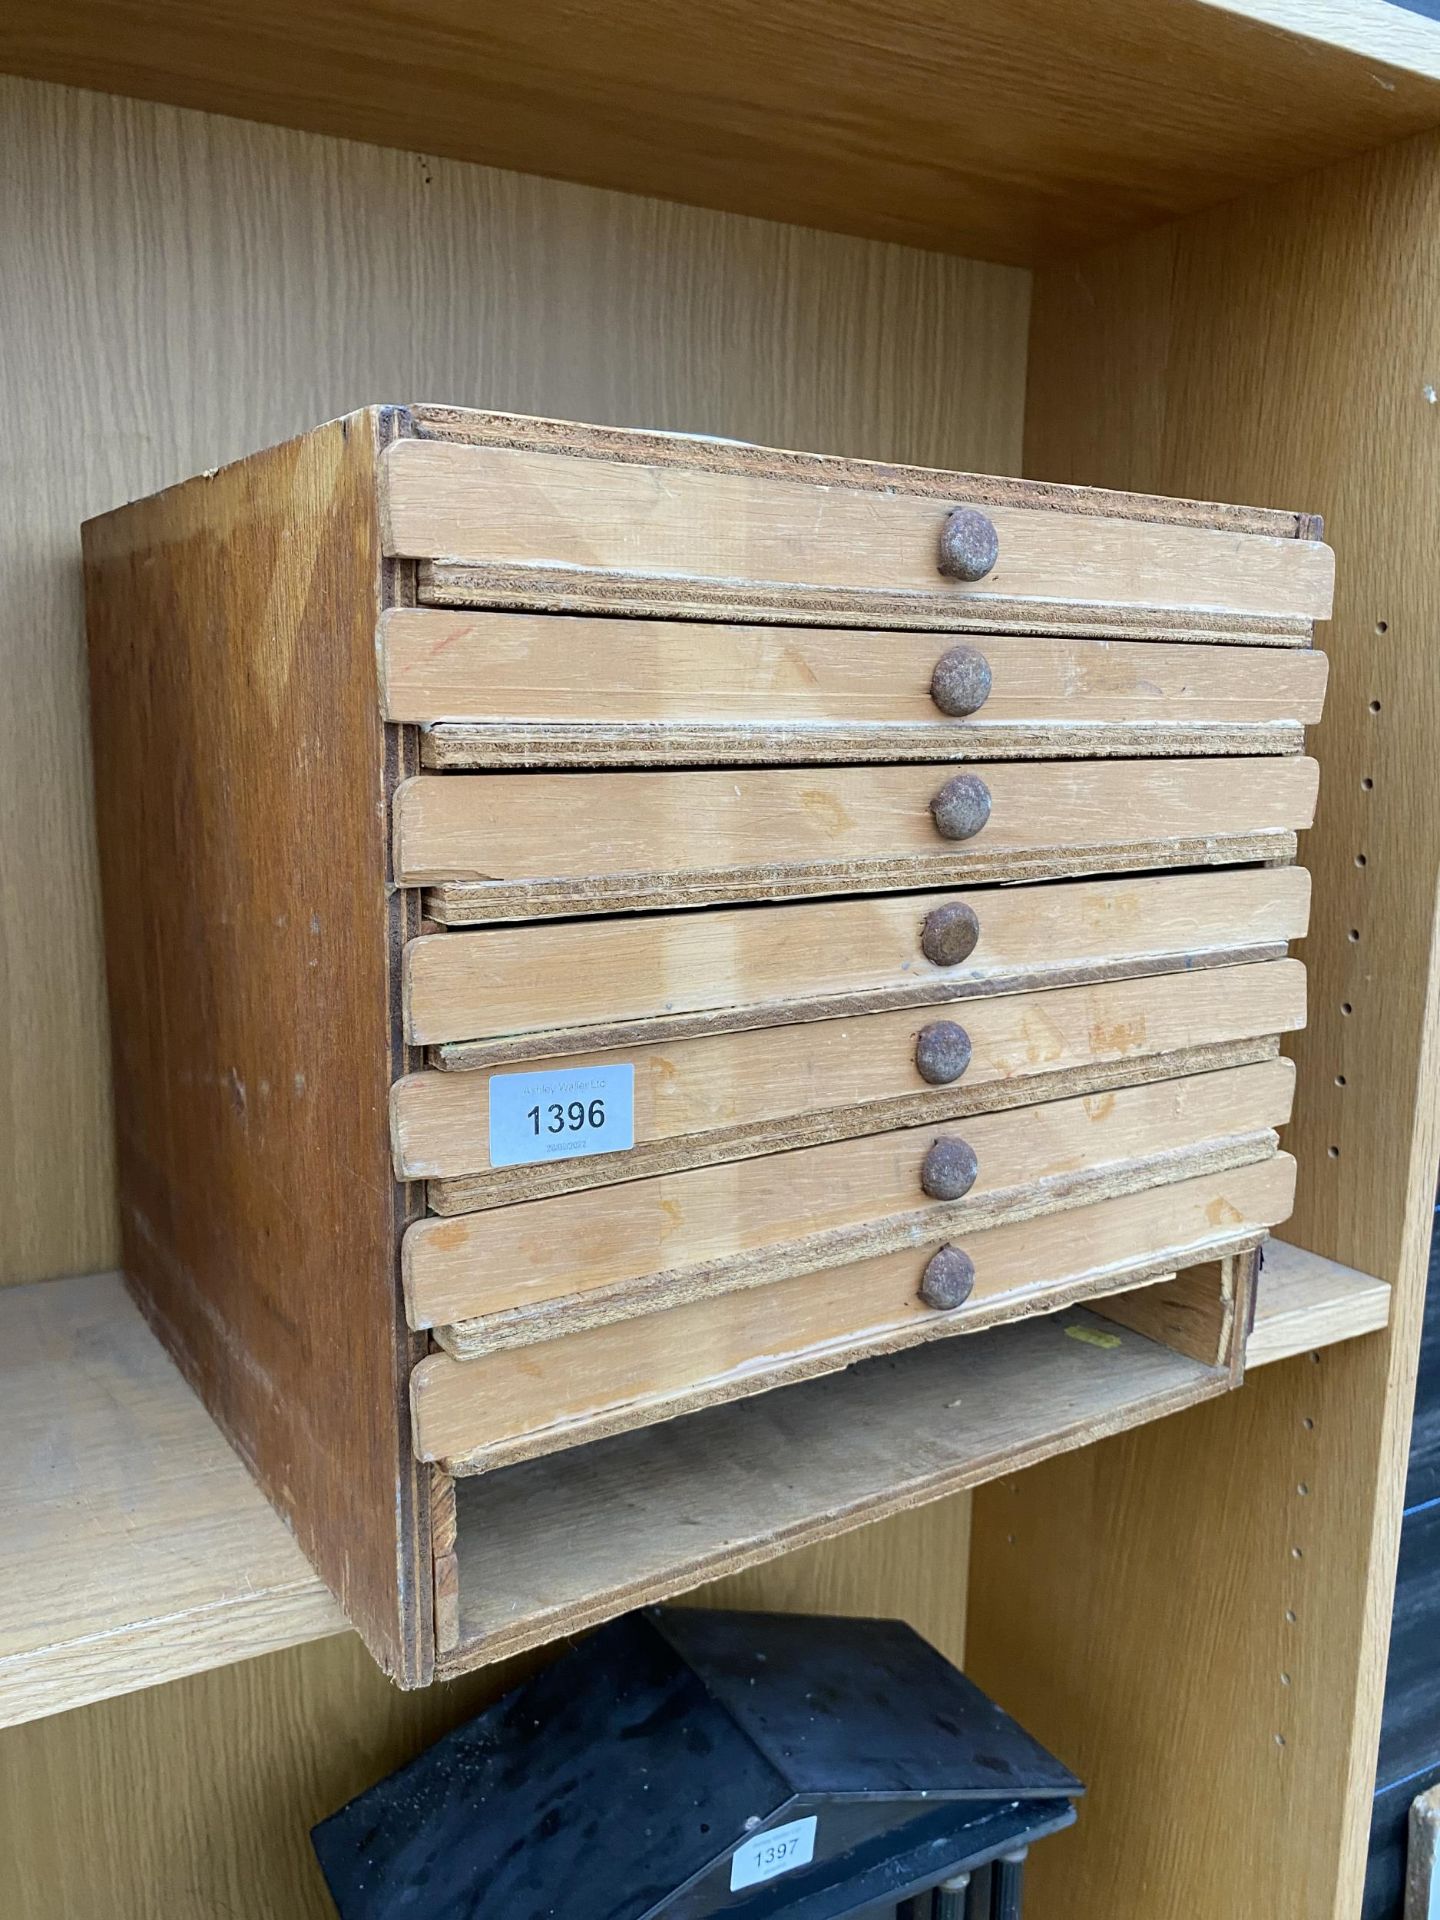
[0,72,1026,1287]
[968,125,1440,1920]
[84,412,431,1685]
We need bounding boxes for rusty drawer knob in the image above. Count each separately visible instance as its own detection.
[931,644,993,717]
[937,506,999,582]
[930,773,992,841]
[920,901,980,968]
[915,1020,972,1085]
[920,1245,976,1311]
[920,1135,978,1201]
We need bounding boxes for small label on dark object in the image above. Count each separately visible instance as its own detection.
[488,1063,635,1168]
[729,1815,818,1891]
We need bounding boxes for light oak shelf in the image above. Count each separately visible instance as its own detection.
[0,1272,346,1733]
[1249,1238,1393,1367]
[3,2,1440,260]
[0,1247,1389,1731]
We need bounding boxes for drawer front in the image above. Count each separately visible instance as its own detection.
[380,441,1334,640]
[405,865,1312,1057]
[409,1153,1298,1470]
[393,756,1319,915]
[379,609,1329,766]
[404,1057,1294,1344]
[393,958,1307,1209]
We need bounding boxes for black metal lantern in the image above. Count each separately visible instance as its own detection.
[313,1608,1082,1919]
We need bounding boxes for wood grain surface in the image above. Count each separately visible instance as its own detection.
[431,1126,1277,1356]
[382,607,1326,765]
[394,756,1319,917]
[414,1155,1297,1470]
[0,1234,1378,1742]
[0,56,1402,1920]
[424,558,1318,638]
[402,959,1305,1205]
[384,435,1334,627]
[0,1272,345,1732]
[1246,1240,1391,1367]
[426,832,1305,922]
[408,403,1315,532]
[0,73,1025,1290]
[412,1058,1293,1334]
[84,411,431,1684]
[409,864,1312,1057]
[421,719,1308,768]
[4,1,1440,261]
[1091,1253,1245,1371]
[0,1633,531,1920]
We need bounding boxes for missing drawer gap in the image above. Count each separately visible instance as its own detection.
[439,1264,1247,1675]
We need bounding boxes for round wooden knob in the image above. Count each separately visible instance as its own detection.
[914,1020,972,1085]
[938,507,999,582]
[920,1245,976,1310]
[930,644,993,717]
[920,902,980,968]
[920,1136,979,1201]
[930,774,992,841]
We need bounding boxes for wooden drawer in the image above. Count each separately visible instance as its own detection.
[379,610,1330,767]
[394,958,1306,1210]
[405,1057,1294,1350]
[406,865,1311,1055]
[410,1152,1298,1471]
[394,756,1318,917]
[380,434,1334,641]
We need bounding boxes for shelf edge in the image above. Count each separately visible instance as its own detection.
[1247,1237,1392,1367]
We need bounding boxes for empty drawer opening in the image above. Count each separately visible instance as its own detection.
[436,1259,1250,1674]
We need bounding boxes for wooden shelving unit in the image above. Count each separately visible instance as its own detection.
[2,3,1438,1912]
[0,1250,1386,1733]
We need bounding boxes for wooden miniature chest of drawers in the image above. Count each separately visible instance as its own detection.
[82,406,1330,1683]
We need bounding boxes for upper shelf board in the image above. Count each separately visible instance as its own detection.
[3,0,1440,260]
